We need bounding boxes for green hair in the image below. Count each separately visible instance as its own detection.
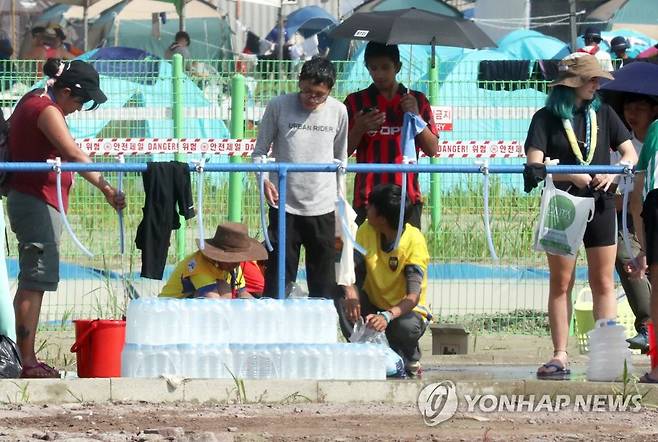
[546,85,601,119]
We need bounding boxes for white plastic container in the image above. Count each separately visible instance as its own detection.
[587,319,634,381]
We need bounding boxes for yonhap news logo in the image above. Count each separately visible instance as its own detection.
[417,381,642,426]
[417,381,459,426]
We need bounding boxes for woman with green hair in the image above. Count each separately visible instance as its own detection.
[524,53,637,379]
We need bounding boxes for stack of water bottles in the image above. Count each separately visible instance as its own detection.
[121,298,386,379]
[586,319,634,381]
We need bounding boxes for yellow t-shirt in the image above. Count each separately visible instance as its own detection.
[357,222,430,318]
[160,251,246,298]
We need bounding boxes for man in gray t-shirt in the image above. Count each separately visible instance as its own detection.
[252,57,348,298]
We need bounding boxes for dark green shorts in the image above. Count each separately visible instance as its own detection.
[6,190,62,292]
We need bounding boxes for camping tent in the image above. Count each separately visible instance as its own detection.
[89,0,232,58]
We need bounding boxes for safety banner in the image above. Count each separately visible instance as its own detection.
[77,138,525,158]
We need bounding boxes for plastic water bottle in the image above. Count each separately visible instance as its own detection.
[217,344,233,378]
[121,343,146,378]
[587,319,634,381]
[281,344,298,379]
[287,299,305,344]
[234,344,250,378]
[317,344,333,379]
[179,344,197,378]
[125,300,139,344]
[305,345,322,379]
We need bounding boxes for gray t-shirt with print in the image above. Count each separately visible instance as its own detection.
[252,93,348,216]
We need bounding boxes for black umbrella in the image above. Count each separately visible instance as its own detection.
[330,8,496,65]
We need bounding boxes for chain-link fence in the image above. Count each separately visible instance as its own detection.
[0,56,581,334]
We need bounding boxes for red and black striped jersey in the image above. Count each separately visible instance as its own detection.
[344,83,438,209]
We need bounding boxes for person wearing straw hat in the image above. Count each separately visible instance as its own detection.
[6,58,125,378]
[160,222,268,299]
[524,52,637,380]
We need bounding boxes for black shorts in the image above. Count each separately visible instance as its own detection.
[582,192,617,249]
[642,189,658,265]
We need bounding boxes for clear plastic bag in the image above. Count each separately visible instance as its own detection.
[533,175,594,258]
[349,318,405,377]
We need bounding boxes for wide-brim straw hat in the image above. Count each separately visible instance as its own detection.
[196,222,268,263]
[549,53,614,88]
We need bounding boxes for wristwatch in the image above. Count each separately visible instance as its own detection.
[378,311,392,324]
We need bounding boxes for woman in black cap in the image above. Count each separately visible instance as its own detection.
[5,58,125,378]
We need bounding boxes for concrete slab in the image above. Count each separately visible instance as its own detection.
[317,380,423,403]
[110,378,184,402]
[454,380,525,400]
[0,379,111,404]
[182,379,318,404]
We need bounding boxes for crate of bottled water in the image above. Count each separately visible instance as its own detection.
[125,298,339,345]
[121,343,387,380]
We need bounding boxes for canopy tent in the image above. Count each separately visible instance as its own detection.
[89,0,232,59]
[608,0,658,40]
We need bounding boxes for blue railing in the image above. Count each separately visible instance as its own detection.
[0,162,633,299]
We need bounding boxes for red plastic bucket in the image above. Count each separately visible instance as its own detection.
[70,319,126,378]
[648,321,657,370]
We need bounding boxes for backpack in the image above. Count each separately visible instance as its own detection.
[0,107,10,192]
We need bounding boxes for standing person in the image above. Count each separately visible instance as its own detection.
[342,184,431,377]
[344,42,438,228]
[6,58,125,378]
[252,57,348,298]
[610,36,631,64]
[165,31,191,60]
[629,117,658,383]
[524,53,637,379]
[21,27,47,60]
[578,27,614,72]
[611,94,658,351]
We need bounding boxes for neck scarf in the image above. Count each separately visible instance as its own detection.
[562,107,598,165]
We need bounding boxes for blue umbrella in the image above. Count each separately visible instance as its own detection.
[267,5,338,41]
[599,61,658,96]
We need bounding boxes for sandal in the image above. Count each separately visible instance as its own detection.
[537,350,570,380]
[639,372,658,384]
[20,362,60,379]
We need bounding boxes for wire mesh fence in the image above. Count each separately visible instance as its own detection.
[0,56,589,334]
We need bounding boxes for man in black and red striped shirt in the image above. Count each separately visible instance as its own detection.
[344,42,438,229]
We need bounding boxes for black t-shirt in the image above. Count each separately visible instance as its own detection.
[525,103,630,166]
[524,103,630,196]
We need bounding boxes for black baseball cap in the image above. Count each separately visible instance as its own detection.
[584,27,602,43]
[55,60,107,110]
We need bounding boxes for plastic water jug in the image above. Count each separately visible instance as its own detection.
[587,319,633,381]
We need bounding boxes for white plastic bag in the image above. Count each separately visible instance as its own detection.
[335,173,357,286]
[349,318,405,377]
[533,175,594,258]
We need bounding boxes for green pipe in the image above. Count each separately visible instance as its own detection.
[172,54,186,261]
[229,74,245,223]
[428,56,442,232]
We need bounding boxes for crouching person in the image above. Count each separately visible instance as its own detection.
[160,222,268,299]
[341,184,431,377]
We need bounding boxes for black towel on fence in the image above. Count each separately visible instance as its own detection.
[477,60,531,90]
[135,161,195,280]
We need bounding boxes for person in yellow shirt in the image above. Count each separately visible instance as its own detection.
[160,222,268,299]
[342,184,431,377]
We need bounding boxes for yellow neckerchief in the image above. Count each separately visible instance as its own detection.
[562,107,598,165]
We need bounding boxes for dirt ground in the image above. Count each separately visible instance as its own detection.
[0,401,657,441]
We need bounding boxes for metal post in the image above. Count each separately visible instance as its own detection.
[569,0,577,52]
[229,74,245,222]
[83,0,89,52]
[277,166,288,299]
[172,54,186,261]
[428,56,442,232]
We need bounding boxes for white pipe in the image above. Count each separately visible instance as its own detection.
[51,158,93,258]
[196,155,206,250]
